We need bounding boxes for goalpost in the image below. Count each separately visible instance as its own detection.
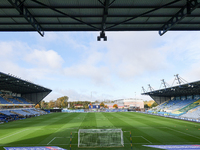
[78,129,124,148]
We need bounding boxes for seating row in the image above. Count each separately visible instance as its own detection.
[0,96,32,104]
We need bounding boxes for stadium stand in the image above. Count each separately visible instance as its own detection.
[157,99,197,112]
[12,109,35,117]
[0,72,51,124]
[180,105,200,119]
[34,109,47,115]
[17,97,31,104]
[0,114,6,122]
[0,94,34,105]
[142,75,200,122]
[148,97,200,118]
[0,96,12,104]
[0,110,16,116]
[8,98,22,104]
[0,108,48,123]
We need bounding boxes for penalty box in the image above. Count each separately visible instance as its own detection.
[47,130,152,146]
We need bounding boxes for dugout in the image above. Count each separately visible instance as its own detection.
[49,109,62,112]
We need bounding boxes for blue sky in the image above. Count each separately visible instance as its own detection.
[1,31,200,102]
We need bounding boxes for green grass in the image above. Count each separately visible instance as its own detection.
[0,112,200,150]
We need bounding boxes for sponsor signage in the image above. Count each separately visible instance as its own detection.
[144,145,200,150]
[4,146,66,150]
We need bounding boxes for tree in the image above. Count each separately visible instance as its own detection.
[151,102,158,108]
[84,105,89,109]
[104,105,108,108]
[40,100,48,109]
[144,104,149,108]
[48,100,55,108]
[100,102,105,107]
[56,96,68,108]
[35,104,40,108]
[147,102,152,107]
[113,104,118,109]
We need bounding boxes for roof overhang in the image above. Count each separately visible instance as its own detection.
[1,0,200,40]
[142,80,200,97]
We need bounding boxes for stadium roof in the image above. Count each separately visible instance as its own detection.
[141,80,200,104]
[0,72,52,104]
[1,0,200,40]
[142,80,200,97]
[0,72,51,94]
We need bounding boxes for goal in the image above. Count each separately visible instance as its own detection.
[78,129,124,148]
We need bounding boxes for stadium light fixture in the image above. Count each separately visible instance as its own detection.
[97,31,107,41]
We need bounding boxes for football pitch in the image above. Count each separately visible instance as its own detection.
[0,112,200,150]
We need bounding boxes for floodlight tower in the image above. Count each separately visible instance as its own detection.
[160,79,170,90]
[148,84,154,92]
[172,74,188,86]
[141,87,147,93]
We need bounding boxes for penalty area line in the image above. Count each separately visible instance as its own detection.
[141,136,152,144]
[47,137,56,145]
[130,136,152,144]
[47,137,75,145]
[166,127,200,140]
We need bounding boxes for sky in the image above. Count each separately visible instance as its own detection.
[1,30,200,102]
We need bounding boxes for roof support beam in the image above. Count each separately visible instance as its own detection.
[8,0,44,36]
[98,0,111,41]
[31,0,99,31]
[106,0,181,31]
[159,0,200,36]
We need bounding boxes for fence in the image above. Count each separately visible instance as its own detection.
[62,109,128,113]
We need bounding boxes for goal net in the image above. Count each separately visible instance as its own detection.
[78,129,124,148]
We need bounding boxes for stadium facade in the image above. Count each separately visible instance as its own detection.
[93,98,144,109]
[114,98,144,109]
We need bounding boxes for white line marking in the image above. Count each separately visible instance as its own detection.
[1,142,200,147]
[141,136,152,144]
[131,136,152,144]
[124,142,150,144]
[47,137,56,145]
[52,137,74,138]
[166,127,200,140]
[0,129,28,141]
[47,136,76,145]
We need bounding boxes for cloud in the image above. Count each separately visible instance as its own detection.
[155,32,200,82]
[0,40,64,82]
[3,31,200,102]
[25,49,64,69]
[104,32,168,79]
[44,88,120,102]
[0,41,30,60]
[63,43,111,85]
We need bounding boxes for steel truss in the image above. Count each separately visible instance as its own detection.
[8,0,44,36]
[159,0,200,36]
